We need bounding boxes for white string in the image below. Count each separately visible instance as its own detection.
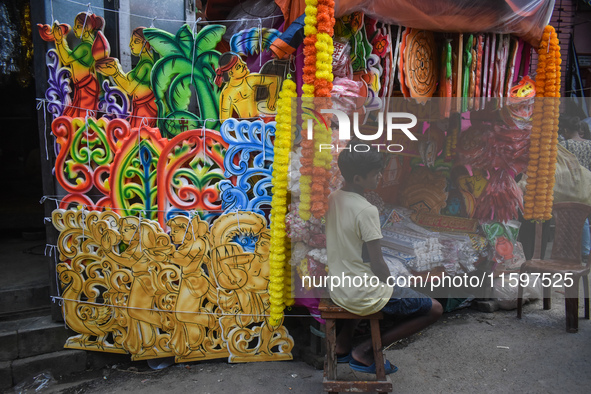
[261,120,266,164]
[58,0,282,24]
[181,211,194,243]
[138,211,143,253]
[138,39,147,58]
[39,195,230,214]
[49,295,318,318]
[150,17,156,29]
[137,119,142,146]
[190,211,196,241]
[45,244,58,257]
[53,251,62,298]
[44,243,62,299]
[202,119,212,160]
[34,98,289,122]
[50,0,55,23]
[81,205,86,244]
[81,8,89,35]
[189,18,201,92]
[128,215,140,251]
[37,99,50,160]
[190,19,199,92]
[391,25,402,95]
[85,110,91,168]
[258,18,263,67]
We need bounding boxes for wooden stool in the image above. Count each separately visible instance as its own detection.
[319,299,393,393]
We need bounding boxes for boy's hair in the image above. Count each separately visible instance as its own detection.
[559,115,581,135]
[337,140,385,183]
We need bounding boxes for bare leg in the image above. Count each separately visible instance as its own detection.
[351,299,443,366]
[335,319,360,356]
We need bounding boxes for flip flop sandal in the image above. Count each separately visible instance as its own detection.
[349,359,398,375]
[336,353,353,363]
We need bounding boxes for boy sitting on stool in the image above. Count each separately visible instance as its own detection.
[326,140,443,374]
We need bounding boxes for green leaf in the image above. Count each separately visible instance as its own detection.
[170,74,193,110]
[151,55,193,113]
[144,28,183,57]
[194,25,226,53]
[175,25,195,59]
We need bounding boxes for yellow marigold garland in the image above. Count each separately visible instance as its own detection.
[284,234,295,307]
[523,25,561,221]
[268,79,297,327]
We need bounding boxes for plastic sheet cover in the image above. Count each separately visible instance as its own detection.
[334,0,555,47]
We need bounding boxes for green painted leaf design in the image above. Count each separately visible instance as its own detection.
[170,74,193,110]
[194,25,226,53]
[144,28,183,57]
[175,24,194,59]
[151,55,193,113]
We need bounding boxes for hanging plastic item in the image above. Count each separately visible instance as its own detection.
[475,170,523,223]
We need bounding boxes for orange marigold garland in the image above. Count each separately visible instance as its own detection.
[544,28,561,220]
[523,25,561,221]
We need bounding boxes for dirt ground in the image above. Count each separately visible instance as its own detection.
[21,290,590,394]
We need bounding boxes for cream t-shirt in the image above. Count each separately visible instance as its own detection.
[326,189,393,316]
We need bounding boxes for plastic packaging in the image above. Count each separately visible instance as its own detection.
[482,220,522,269]
[334,0,554,47]
[331,77,365,117]
[332,38,354,79]
[492,272,542,310]
[13,371,56,392]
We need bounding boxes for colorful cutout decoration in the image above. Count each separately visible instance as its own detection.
[216,52,281,121]
[38,13,107,117]
[47,113,294,362]
[144,24,225,137]
[96,28,157,128]
[403,29,438,102]
[218,118,275,215]
[157,129,229,227]
[53,208,294,362]
[230,28,281,56]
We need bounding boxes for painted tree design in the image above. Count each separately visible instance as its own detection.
[144,24,225,138]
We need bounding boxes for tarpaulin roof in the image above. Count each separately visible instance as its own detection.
[334,0,555,47]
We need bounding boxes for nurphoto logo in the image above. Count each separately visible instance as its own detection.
[302,107,418,152]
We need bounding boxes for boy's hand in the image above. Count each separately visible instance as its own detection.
[365,239,390,283]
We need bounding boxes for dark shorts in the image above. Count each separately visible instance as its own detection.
[380,287,432,317]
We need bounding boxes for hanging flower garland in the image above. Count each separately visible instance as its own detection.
[300,0,336,219]
[544,28,561,220]
[284,234,295,307]
[523,25,561,221]
[268,79,297,327]
[311,0,335,219]
[298,0,319,220]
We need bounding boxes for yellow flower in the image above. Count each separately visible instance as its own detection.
[268,79,296,326]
